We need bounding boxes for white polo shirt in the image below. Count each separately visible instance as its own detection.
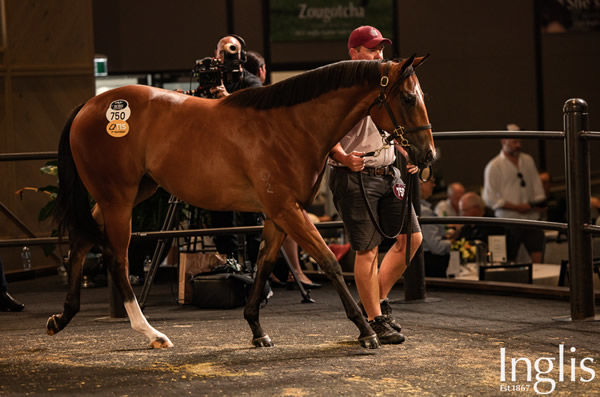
[483,150,546,220]
[328,116,395,168]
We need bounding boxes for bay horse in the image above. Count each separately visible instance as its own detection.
[48,56,435,349]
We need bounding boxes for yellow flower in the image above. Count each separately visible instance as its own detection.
[452,238,476,261]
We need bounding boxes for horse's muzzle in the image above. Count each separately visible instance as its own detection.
[413,148,435,169]
[425,149,435,164]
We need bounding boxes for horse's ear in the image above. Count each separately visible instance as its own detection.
[400,54,416,74]
[412,54,430,69]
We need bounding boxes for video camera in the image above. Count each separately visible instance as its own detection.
[191,42,245,98]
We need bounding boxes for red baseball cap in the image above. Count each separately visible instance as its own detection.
[347,26,392,50]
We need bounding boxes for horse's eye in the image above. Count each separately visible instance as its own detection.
[401,92,417,106]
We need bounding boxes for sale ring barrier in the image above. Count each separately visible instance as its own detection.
[1,99,598,321]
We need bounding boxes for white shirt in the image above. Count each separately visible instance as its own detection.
[482,150,546,220]
[434,199,458,217]
[328,116,395,168]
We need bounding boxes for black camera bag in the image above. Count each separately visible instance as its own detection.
[189,272,253,309]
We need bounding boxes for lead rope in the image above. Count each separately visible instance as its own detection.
[357,59,431,267]
[357,157,414,271]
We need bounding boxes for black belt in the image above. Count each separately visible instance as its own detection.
[361,165,394,176]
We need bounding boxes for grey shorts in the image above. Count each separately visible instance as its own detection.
[328,166,420,252]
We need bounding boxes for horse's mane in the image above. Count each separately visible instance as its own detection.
[223,60,382,109]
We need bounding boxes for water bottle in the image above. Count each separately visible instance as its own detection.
[21,246,32,271]
[143,256,152,273]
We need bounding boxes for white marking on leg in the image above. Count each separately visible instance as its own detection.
[124,299,173,348]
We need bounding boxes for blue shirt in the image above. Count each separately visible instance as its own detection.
[420,199,451,255]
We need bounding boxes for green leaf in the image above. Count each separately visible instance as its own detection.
[38,200,56,222]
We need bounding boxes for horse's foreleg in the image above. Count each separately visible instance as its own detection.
[276,209,379,349]
[102,206,173,348]
[244,219,286,347]
[47,237,92,335]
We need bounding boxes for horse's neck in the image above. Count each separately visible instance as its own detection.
[291,85,379,156]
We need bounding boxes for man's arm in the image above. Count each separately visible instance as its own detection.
[394,144,419,174]
[329,143,365,172]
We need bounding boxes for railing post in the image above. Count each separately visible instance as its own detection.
[563,98,595,320]
[404,173,426,301]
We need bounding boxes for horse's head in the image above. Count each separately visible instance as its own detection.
[369,56,436,172]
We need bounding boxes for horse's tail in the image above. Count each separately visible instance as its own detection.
[54,104,105,246]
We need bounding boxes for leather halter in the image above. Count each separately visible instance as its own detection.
[367,61,432,148]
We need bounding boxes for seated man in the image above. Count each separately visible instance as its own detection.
[434,182,465,218]
[434,182,465,236]
[457,192,506,247]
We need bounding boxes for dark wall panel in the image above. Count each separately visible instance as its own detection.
[232,0,266,54]
[6,1,93,66]
[396,0,538,189]
[542,32,600,181]
[1,0,95,272]
[93,0,228,73]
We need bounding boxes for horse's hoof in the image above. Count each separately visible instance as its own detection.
[252,335,273,347]
[149,337,174,349]
[46,315,60,336]
[358,334,380,349]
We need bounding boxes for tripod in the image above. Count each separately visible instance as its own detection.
[138,194,181,309]
[138,195,315,309]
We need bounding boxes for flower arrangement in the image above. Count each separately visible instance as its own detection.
[451,238,476,262]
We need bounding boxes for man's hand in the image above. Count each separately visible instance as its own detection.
[341,151,366,172]
[406,163,419,174]
[209,84,229,98]
[513,202,532,214]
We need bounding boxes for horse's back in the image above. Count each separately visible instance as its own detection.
[70,86,201,200]
[69,85,263,211]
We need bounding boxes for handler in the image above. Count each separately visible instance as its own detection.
[328,26,422,344]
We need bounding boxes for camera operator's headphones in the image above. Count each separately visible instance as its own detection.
[229,33,247,64]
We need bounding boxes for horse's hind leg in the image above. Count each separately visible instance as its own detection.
[47,236,93,335]
[274,208,379,348]
[244,219,286,347]
[102,204,173,348]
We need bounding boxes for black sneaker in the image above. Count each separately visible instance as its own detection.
[380,298,402,332]
[368,316,405,344]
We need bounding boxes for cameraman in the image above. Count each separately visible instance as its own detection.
[202,35,262,98]
[205,35,263,268]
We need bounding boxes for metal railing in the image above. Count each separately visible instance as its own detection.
[0,99,598,320]
[414,98,598,320]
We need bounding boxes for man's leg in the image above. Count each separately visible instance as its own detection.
[210,211,238,258]
[378,231,422,299]
[355,245,405,344]
[353,246,380,320]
